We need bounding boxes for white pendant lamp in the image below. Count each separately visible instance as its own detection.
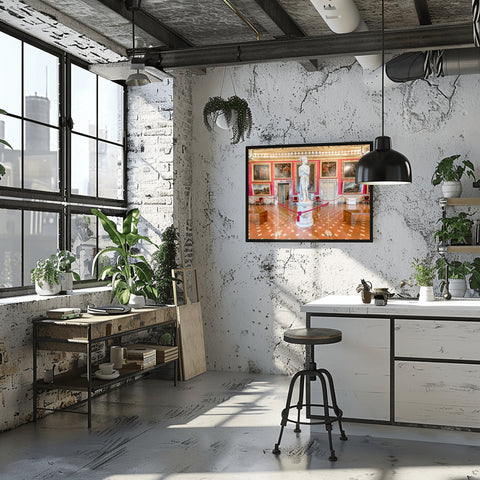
[126,0,150,87]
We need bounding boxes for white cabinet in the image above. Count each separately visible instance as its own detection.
[309,316,390,421]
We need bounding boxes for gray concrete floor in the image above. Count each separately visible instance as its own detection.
[1,371,480,480]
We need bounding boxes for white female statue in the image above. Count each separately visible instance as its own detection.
[298,156,310,202]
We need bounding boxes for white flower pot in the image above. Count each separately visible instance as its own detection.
[448,278,467,298]
[35,280,61,296]
[215,111,237,130]
[58,272,73,294]
[128,294,145,308]
[441,181,462,198]
[418,286,435,302]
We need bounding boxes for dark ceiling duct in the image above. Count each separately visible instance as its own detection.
[386,48,480,82]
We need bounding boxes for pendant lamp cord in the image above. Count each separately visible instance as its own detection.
[381,0,385,137]
[132,8,136,58]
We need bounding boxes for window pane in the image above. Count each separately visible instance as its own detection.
[24,122,59,191]
[98,142,124,199]
[24,210,58,285]
[71,213,96,280]
[0,209,21,287]
[0,115,22,188]
[71,134,96,196]
[98,77,123,143]
[0,32,21,116]
[24,44,59,126]
[71,64,96,136]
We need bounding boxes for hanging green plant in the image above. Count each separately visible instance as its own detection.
[203,95,253,145]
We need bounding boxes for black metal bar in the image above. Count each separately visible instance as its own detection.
[87,324,92,428]
[413,0,432,25]
[390,317,395,423]
[254,0,306,37]
[395,356,480,365]
[149,24,473,69]
[32,320,38,422]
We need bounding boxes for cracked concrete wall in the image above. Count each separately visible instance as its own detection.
[190,59,480,375]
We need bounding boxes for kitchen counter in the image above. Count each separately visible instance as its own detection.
[302,295,480,432]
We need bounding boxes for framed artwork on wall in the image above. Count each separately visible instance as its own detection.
[342,160,357,179]
[252,163,271,181]
[274,162,292,179]
[252,183,271,196]
[321,160,337,178]
[246,142,373,242]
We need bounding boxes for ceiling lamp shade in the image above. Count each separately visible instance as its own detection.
[355,0,411,185]
[356,136,412,184]
[125,0,150,87]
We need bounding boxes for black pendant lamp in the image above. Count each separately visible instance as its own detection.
[126,0,150,87]
[355,0,411,185]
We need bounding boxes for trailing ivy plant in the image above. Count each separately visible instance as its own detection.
[92,208,158,305]
[431,154,475,185]
[152,225,178,304]
[0,108,12,178]
[203,95,253,145]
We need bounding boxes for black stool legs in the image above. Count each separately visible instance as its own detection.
[272,366,347,461]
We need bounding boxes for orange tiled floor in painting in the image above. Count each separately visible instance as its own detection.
[247,203,371,240]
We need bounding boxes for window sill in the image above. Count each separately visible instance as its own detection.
[0,286,111,307]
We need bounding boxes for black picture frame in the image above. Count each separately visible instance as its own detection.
[246,142,373,242]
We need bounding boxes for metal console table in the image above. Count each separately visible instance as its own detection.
[33,306,177,428]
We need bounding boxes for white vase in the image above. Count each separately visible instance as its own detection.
[448,278,467,298]
[35,280,61,296]
[128,294,145,308]
[418,286,435,302]
[58,272,73,294]
[441,181,462,198]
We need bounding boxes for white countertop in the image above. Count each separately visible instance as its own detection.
[302,295,480,318]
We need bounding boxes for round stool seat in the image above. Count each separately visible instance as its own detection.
[284,328,342,345]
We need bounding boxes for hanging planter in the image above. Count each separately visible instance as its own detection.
[203,95,252,145]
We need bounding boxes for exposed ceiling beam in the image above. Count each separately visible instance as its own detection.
[253,0,318,71]
[20,0,127,57]
[94,0,192,49]
[413,0,432,25]
[147,23,473,70]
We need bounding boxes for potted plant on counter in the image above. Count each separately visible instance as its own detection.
[435,258,471,298]
[92,208,158,306]
[412,257,435,302]
[431,154,475,198]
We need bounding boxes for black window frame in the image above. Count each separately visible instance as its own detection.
[0,21,128,297]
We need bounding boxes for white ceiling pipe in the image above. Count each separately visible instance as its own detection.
[310,0,382,71]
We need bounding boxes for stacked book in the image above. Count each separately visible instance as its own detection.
[129,343,178,364]
[46,307,81,320]
[126,347,157,369]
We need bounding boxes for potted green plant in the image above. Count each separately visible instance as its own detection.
[412,257,435,302]
[91,208,158,306]
[469,257,480,293]
[434,212,473,246]
[435,258,471,298]
[31,256,61,296]
[152,225,178,305]
[431,154,475,198]
[203,95,253,145]
[0,108,12,178]
[56,250,80,293]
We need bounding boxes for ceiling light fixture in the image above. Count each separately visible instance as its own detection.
[355,0,411,185]
[126,0,150,87]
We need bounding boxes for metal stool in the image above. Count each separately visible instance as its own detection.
[272,328,347,461]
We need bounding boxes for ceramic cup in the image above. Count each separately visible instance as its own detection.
[99,362,114,375]
[110,346,125,370]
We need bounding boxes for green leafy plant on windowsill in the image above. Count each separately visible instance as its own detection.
[91,208,158,305]
[431,154,475,185]
[31,250,80,288]
[433,212,473,245]
[0,108,12,178]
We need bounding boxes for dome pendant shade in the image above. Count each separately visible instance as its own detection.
[355,136,412,185]
[126,70,150,86]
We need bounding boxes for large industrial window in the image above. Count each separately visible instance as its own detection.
[0,25,126,295]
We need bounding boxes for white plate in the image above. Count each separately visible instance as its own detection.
[95,369,120,380]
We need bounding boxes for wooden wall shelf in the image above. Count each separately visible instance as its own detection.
[446,245,480,253]
[446,197,480,206]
